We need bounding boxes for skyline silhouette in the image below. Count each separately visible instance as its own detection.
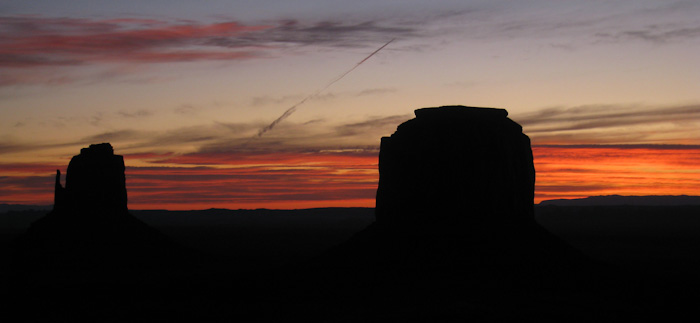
[3,105,699,321]
[3,142,698,210]
[1,2,699,320]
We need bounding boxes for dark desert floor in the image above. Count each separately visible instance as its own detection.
[2,205,700,321]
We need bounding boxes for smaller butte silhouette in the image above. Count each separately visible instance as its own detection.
[12,143,183,274]
[54,142,127,213]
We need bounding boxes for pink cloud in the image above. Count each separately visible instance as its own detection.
[0,15,414,86]
[0,16,272,67]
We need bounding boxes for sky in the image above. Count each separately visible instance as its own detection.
[1,0,699,209]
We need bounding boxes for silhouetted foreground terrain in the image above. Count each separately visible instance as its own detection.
[0,204,51,213]
[2,206,700,320]
[3,206,700,276]
[2,107,700,321]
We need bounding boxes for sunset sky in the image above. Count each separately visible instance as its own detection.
[1,1,699,209]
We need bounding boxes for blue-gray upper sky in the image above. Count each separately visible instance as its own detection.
[2,0,699,156]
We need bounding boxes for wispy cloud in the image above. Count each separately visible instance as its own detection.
[196,114,412,156]
[356,87,397,96]
[419,1,700,50]
[117,109,153,118]
[335,115,411,137]
[206,20,416,48]
[2,2,696,76]
[250,88,397,110]
[517,104,700,130]
[0,16,416,68]
[0,141,34,154]
[0,16,269,68]
[250,94,301,107]
[533,144,700,150]
[0,138,78,155]
[596,25,700,43]
[6,103,698,157]
[55,114,406,159]
[173,104,199,115]
[0,15,417,87]
[514,104,700,144]
[0,72,77,87]
[81,129,146,143]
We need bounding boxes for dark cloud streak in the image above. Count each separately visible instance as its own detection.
[81,129,145,143]
[118,109,153,118]
[596,25,700,43]
[208,20,415,48]
[533,144,700,150]
[514,104,700,143]
[335,115,411,137]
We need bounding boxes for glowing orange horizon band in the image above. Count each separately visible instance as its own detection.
[1,146,697,209]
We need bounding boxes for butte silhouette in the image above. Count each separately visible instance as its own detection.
[5,107,661,321]
[11,143,186,276]
[305,106,607,301]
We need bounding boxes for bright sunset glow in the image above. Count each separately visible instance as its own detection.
[2,145,698,209]
[1,1,699,209]
[532,146,700,203]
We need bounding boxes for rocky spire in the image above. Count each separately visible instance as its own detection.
[54,142,127,212]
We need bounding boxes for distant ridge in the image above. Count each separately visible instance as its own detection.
[539,195,700,206]
[0,204,51,213]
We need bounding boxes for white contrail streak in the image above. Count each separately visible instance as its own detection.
[255,39,396,138]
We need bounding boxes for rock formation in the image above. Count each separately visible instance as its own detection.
[375,106,535,231]
[55,143,128,213]
[12,143,185,274]
[314,106,601,292]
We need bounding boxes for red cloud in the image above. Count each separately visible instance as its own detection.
[0,16,272,67]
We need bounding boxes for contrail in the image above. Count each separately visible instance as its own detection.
[255,38,396,138]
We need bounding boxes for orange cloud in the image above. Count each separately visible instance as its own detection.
[124,152,379,210]
[533,145,700,202]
